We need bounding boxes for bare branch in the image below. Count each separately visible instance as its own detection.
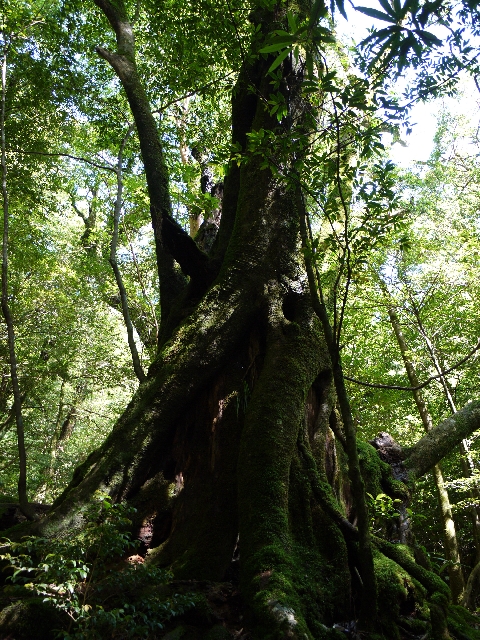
[344,339,480,392]
[9,148,116,172]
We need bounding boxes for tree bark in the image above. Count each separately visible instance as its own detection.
[404,401,480,478]
[93,0,201,328]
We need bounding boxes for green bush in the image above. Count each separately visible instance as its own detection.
[367,492,402,534]
[1,492,196,639]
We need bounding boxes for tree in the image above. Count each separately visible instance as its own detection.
[3,0,480,638]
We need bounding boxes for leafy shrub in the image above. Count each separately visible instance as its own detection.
[367,492,402,534]
[1,492,195,638]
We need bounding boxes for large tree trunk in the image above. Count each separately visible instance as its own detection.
[26,4,353,637]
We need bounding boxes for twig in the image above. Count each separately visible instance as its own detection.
[344,339,480,391]
[8,149,117,172]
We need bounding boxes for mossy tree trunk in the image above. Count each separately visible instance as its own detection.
[26,2,356,636]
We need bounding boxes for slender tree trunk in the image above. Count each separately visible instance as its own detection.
[0,51,34,520]
[299,201,377,628]
[109,123,146,382]
[416,327,480,609]
[411,305,480,562]
[387,304,465,603]
[0,50,36,521]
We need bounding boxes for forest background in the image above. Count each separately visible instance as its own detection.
[2,0,480,638]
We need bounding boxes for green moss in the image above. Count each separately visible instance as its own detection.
[447,604,480,639]
[374,548,428,640]
[0,598,66,640]
[374,548,425,611]
[357,440,390,498]
[375,539,450,600]
[373,539,468,639]
[243,528,350,640]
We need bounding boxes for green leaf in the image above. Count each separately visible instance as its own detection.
[260,38,294,53]
[377,0,397,17]
[268,47,292,73]
[310,0,327,25]
[415,29,443,46]
[333,0,348,20]
[356,7,396,23]
[312,25,335,43]
[361,25,397,47]
[287,11,297,33]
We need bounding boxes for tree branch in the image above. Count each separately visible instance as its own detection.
[8,148,116,172]
[160,213,210,279]
[93,0,190,321]
[93,0,135,60]
[404,401,480,478]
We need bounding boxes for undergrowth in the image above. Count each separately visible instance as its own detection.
[0,491,196,639]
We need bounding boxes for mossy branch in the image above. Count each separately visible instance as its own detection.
[404,401,480,479]
[93,4,189,323]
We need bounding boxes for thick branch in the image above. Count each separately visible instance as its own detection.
[405,401,480,478]
[160,213,210,279]
[93,2,193,320]
[93,0,134,60]
[94,41,210,295]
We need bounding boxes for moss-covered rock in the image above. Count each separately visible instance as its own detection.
[0,597,66,640]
